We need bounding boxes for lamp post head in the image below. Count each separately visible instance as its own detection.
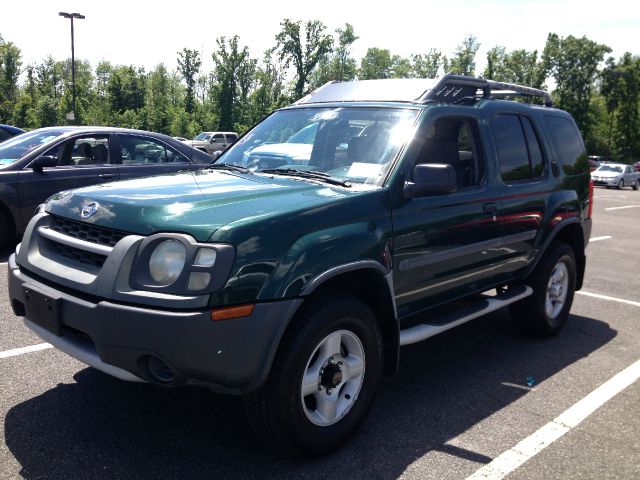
[59,12,85,19]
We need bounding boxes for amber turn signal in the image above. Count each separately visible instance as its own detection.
[211,304,255,321]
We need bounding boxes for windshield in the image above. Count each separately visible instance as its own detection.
[596,165,623,173]
[194,132,212,141]
[0,130,65,166]
[217,107,419,185]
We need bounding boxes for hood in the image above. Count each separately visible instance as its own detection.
[45,170,358,241]
[592,170,622,178]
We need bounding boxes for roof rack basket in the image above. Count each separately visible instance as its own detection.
[419,74,553,107]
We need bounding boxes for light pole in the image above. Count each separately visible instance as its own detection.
[59,12,85,123]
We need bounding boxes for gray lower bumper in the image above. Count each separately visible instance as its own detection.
[8,254,302,394]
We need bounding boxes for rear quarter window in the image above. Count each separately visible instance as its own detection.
[544,115,588,175]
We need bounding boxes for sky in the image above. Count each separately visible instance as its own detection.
[1,0,639,77]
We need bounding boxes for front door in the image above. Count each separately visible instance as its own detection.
[392,114,503,319]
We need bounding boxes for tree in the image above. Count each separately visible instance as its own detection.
[0,35,22,123]
[310,23,359,88]
[145,64,171,133]
[359,48,393,79]
[483,46,542,88]
[601,53,640,161]
[276,19,333,99]
[177,48,201,114]
[542,34,611,140]
[448,34,480,76]
[211,36,253,131]
[412,49,446,78]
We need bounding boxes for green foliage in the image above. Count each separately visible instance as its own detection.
[2,26,635,164]
[276,19,333,99]
[177,48,202,114]
[447,34,480,76]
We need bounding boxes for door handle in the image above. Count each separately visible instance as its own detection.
[483,202,497,214]
[99,173,116,179]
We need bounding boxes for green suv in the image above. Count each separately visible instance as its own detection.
[8,75,593,454]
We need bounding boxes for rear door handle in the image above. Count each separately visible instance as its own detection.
[99,173,116,179]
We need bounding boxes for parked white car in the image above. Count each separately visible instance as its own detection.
[591,163,640,190]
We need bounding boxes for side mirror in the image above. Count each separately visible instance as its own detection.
[404,163,457,198]
[31,155,58,172]
[209,138,217,143]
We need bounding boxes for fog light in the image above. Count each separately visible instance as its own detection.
[188,272,211,290]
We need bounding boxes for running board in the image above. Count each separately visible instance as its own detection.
[399,285,533,346]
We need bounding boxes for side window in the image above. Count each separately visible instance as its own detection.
[415,117,484,189]
[118,136,188,165]
[543,115,587,175]
[491,114,545,182]
[226,134,238,144]
[213,134,225,143]
[50,135,111,166]
[492,115,530,182]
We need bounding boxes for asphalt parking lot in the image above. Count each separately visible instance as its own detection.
[1,188,639,480]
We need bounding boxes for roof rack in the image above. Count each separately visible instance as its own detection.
[419,74,553,107]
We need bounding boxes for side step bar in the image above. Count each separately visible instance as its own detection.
[399,285,533,346]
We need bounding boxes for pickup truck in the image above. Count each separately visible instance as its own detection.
[8,75,593,454]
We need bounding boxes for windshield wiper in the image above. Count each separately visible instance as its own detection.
[208,164,251,174]
[260,168,351,187]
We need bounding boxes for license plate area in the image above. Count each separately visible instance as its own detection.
[23,286,62,336]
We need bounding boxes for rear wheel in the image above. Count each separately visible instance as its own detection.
[243,291,382,455]
[511,242,577,336]
[633,179,639,191]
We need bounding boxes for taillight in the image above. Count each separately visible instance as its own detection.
[587,179,594,218]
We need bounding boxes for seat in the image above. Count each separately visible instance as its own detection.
[92,144,109,164]
[75,143,94,165]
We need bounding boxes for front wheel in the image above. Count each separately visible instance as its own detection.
[243,292,382,454]
[617,179,624,189]
[511,242,577,336]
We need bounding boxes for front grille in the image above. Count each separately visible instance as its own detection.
[45,215,134,268]
[50,215,130,247]
[48,241,108,268]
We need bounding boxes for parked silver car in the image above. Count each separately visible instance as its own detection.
[591,163,640,190]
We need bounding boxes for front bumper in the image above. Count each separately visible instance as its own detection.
[8,254,301,394]
[591,177,619,186]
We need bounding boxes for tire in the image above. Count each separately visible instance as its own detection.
[633,180,639,191]
[511,242,577,336]
[0,212,13,253]
[617,179,624,189]
[243,291,382,455]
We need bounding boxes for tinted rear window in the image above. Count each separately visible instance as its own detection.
[544,115,587,175]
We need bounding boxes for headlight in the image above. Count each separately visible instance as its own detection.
[131,234,236,295]
[149,240,187,285]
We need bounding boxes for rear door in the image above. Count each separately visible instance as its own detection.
[114,134,194,181]
[16,134,118,230]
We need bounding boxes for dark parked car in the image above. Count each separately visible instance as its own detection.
[634,161,640,172]
[0,126,211,250]
[0,124,25,143]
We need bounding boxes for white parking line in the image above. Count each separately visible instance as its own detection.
[576,291,640,308]
[589,236,612,242]
[605,205,640,211]
[0,343,52,359]
[466,358,640,480]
